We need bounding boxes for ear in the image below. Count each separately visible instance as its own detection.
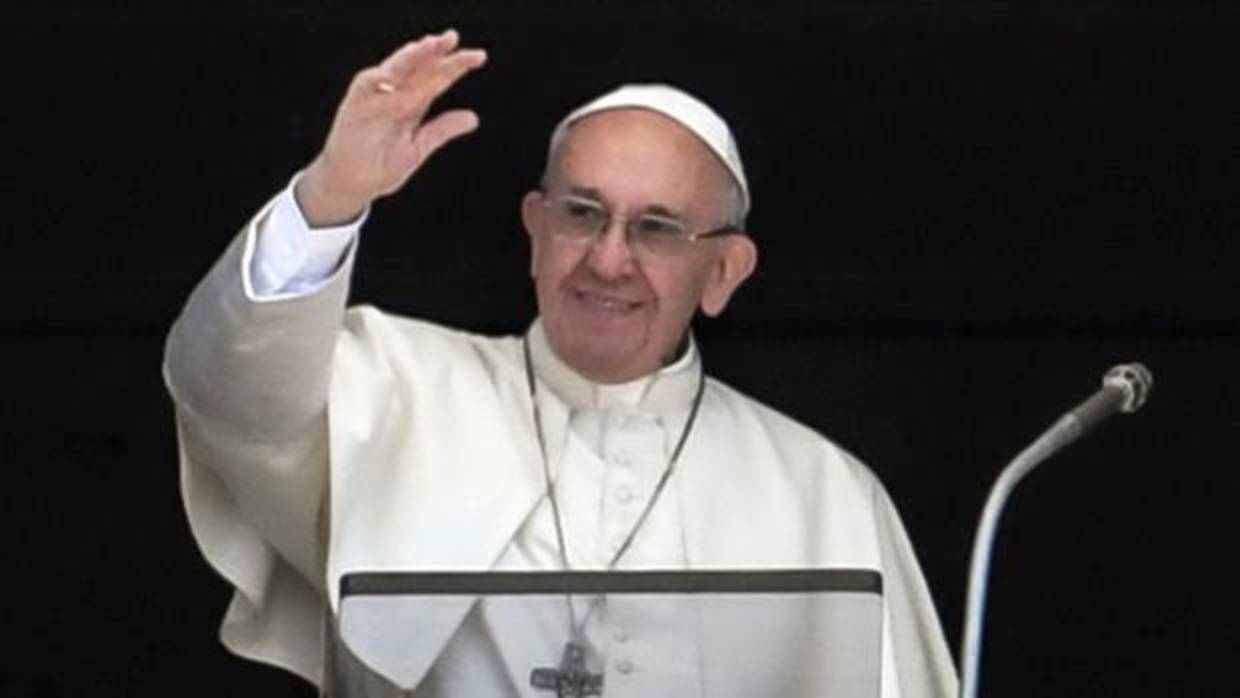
[520,190,545,279]
[700,234,758,317]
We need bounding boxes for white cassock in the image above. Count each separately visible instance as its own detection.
[164,184,959,698]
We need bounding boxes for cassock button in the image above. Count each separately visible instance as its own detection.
[611,452,633,468]
[614,487,634,504]
[615,659,635,674]
[612,628,629,643]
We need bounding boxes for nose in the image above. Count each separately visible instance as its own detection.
[584,218,638,278]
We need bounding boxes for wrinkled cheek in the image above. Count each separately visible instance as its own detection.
[533,267,566,317]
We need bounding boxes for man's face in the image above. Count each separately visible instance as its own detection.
[522,109,756,384]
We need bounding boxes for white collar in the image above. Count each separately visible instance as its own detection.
[526,319,702,414]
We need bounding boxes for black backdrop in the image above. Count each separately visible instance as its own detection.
[3,2,1237,696]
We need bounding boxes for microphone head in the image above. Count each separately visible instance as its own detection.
[1102,363,1153,413]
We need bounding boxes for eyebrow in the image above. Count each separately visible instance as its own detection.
[566,186,604,202]
[565,186,687,220]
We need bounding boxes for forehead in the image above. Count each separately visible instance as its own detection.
[552,109,732,210]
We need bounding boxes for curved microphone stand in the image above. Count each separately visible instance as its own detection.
[958,363,1152,698]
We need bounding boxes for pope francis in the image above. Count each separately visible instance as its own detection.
[164,29,958,698]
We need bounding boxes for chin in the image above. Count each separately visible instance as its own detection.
[554,335,653,384]
[567,350,644,384]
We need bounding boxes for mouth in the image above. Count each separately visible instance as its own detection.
[572,288,644,314]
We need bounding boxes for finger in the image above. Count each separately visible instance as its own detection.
[343,31,464,106]
[403,109,481,166]
[391,48,487,120]
[382,30,457,72]
[381,29,461,85]
[348,66,398,100]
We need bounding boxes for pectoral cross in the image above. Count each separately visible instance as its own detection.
[530,642,604,697]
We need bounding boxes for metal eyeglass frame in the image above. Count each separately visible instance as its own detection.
[539,192,743,252]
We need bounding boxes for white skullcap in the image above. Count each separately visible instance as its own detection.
[548,83,750,216]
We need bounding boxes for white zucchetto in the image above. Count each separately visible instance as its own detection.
[549,84,750,216]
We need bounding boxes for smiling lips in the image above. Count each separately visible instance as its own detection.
[571,287,645,314]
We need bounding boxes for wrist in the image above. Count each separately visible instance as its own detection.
[295,161,368,228]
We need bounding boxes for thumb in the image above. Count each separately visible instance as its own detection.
[402,109,481,171]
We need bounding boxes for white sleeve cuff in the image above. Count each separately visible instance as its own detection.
[244,173,367,301]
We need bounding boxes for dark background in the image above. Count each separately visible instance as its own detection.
[3,2,1236,696]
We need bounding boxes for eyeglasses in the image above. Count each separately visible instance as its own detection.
[540,192,741,259]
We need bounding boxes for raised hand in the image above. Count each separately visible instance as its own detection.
[296,30,487,226]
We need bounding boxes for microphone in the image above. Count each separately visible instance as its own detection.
[959,363,1153,698]
[1062,362,1153,442]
